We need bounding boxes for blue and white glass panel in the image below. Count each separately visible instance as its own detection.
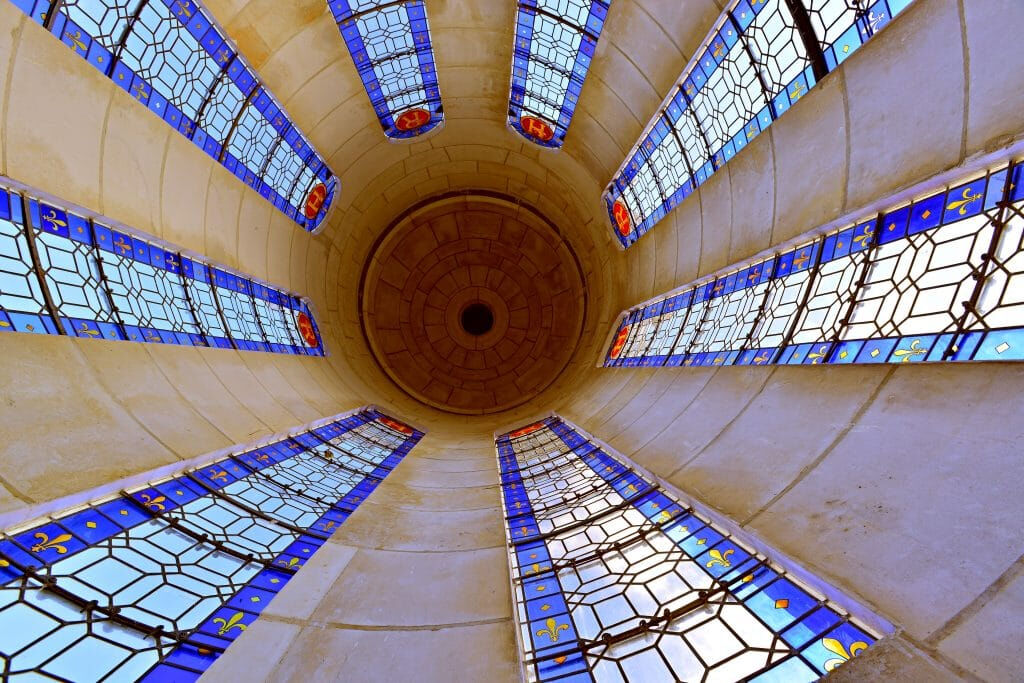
[508,0,609,148]
[498,417,883,682]
[328,0,443,139]
[9,0,338,231]
[0,178,325,355]
[606,0,915,246]
[0,409,423,681]
[606,159,1024,367]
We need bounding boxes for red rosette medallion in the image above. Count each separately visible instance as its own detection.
[612,199,632,237]
[509,422,545,438]
[610,325,630,359]
[379,416,414,435]
[303,183,328,220]
[520,115,554,142]
[395,108,431,132]
[296,312,319,347]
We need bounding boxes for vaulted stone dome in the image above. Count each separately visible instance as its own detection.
[361,196,585,414]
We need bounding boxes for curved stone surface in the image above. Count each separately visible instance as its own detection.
[362,196,585,414]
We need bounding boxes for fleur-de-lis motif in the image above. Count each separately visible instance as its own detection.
[131,82,148,101]
[712,41,724,59]
[278,557,300,569]
[173,0,192,20]
[866,11,886,32]
[42,209,67,232]
[212,611,248,636]
[140,493,166,511]
[63,30,86,54]
[31,531,73,555]
[892,339,927,363]
[705,548,734,568]
[753,352,771,365]
[807,345,830,364]
[535,618,569,643]
[790,81,806,100]
[792,250,810,269]
[525,563,550,576]
[113,236,132,255]
[822,637,868,671]
[207,468,228,483]
[946,186,983,216]
[78,322,100,337]
[853,224,875,249]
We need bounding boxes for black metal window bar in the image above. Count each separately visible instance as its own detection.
[0,408,422,681]
[605,0,915,246]
[10,0,337,231]
[606,159,1024,368]
[507,0,610,148]
[0,179,325,355]
[497,416,885,682]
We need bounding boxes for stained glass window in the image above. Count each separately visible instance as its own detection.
[498,416,884,682]
[328,0,443,139]
[0,408,423,681]
[0,179,326,355]
[605,0,915,246]
[9,0,338,232]
[605,158,1024,367]
[508,0,609,148]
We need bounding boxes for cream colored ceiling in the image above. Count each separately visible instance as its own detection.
[203,0,726,256]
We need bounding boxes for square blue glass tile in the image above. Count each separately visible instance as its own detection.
[780,606,842,649]
[744,578,819,632]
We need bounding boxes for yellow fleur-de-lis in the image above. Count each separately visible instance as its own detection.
[705,548,734,569]
[535,618,569,643]
[278,557,300,569]
[42,209,67,232]
[212,611,248,636]
[892,339,927,363]
[852,224,875,249]
[140,493,166,511]
[753,352,771,365]
[946,186,983,216]
[113,236,132,255]
[78,322,100,337]
[822,637,868,670]
[207,468,228,483]
[807,345,830,364]
[63,30,86,54]
[31,531,73,555]
[525,563,550,576]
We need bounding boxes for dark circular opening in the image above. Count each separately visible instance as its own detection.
[461,303,494,336]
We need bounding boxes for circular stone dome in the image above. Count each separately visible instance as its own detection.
[360,195,586,415]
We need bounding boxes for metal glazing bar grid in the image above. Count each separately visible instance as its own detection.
[496,416,889,683]
[606,158,1024,369]
[0,178,326,356]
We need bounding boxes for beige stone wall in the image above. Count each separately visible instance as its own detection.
[1,0,1022,680]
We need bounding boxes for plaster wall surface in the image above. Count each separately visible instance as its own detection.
[0,0,1022,680]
